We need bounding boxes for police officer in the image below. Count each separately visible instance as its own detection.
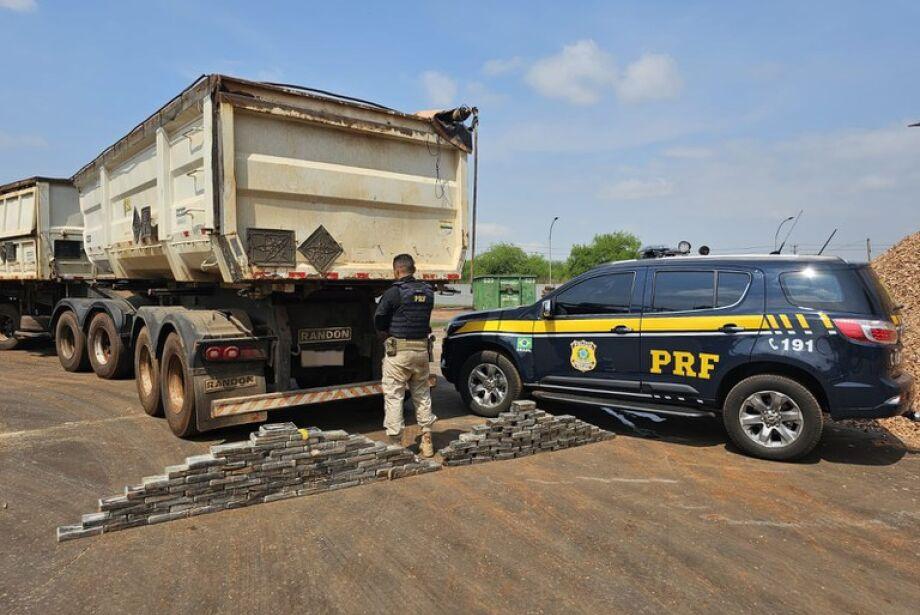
[374,253,436,457]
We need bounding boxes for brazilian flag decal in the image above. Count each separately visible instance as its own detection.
[516,336,533,353]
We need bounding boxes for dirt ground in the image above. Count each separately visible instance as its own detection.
[1,340,919,614]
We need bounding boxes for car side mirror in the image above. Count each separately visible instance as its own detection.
[541,299,555,319]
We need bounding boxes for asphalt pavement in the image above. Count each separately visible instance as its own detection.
[1,340,918,614]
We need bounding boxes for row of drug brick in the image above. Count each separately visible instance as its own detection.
[438,401,615,466]
[57,423,439,541]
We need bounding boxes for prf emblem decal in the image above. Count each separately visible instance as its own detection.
[570,340,597,372]
[516,336,533,353]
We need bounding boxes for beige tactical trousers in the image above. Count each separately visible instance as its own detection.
[382,343,436,436]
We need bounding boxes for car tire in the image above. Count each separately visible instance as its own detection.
[160,332,198,437]
[0,304,20,351]
[722,374,823,461]
[87,312,131,379]
[55,310,90,372]
[459,350,522,418]
[134,327,163,417]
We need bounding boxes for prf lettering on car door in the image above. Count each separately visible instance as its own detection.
[649,350,720,380]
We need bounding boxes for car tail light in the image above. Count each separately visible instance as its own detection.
[833,318,899,345]
[204,345,267,361]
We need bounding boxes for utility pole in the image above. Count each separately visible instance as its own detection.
[548,216,560,287]
[866,238,871,262]
[468,109,479,284]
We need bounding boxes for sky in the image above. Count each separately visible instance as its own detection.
[2,0,919,262]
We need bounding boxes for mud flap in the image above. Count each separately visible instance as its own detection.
[193,365,268,432]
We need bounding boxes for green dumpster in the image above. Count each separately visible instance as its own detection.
[473,275,537,311]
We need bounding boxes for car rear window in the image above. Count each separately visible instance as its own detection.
[716,272,751,307]
[779,268,874,314]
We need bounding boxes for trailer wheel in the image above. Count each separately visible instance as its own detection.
[161,332,198,437]
[55,311,90,372]
[134,327,162,417]
[87,312,131,379]
[0,304,20,351]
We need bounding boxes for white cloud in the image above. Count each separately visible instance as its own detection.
[482,57,523,76]
[663,146,712,159]
[0,131,47,149]
[419,70,458,108]
[0,0,36,11]
[476,222,510,238]
[616,53,683,104]
[599,178,675,201]
[525,39,618,105]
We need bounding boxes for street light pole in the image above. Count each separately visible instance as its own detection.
[773,216,794,252]
[548,216,559,287]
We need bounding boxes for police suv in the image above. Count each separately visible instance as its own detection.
[441,248,911,460]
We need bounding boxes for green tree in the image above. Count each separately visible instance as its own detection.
[462,243,562,282]
[564,231,641,278]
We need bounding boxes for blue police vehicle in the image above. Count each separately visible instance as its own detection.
[441,247,911,460]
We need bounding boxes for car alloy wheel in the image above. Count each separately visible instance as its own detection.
[468,362,509,410]
[738,390,804,448]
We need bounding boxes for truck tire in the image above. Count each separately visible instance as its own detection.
[134,327,162,417]
[55,311,90,372]
[87,312,131,379]
[459,350,522,418]
[0,304,20,351]
[160,332,198,437]
[722,374,823,461]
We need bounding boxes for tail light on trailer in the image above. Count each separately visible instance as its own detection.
[204,345,267,362]
[832,318,899,345]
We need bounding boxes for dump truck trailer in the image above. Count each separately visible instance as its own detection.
[47,74,472,436]
[0,177,93,349]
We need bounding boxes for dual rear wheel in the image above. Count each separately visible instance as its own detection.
[134,330,197,437]
[55,313,197,437]
[56,311,131,378]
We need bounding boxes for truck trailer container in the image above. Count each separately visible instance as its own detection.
[47,74,473,436]
[0,176,92,349]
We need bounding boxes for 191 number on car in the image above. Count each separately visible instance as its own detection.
[768,338,814,352]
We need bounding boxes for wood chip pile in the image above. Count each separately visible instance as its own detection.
[860,231,920,449]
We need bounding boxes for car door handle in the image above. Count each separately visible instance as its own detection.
[611,325,633,334]
[720,323,744,333]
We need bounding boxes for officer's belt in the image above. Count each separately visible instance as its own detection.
[389,338,429,351]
